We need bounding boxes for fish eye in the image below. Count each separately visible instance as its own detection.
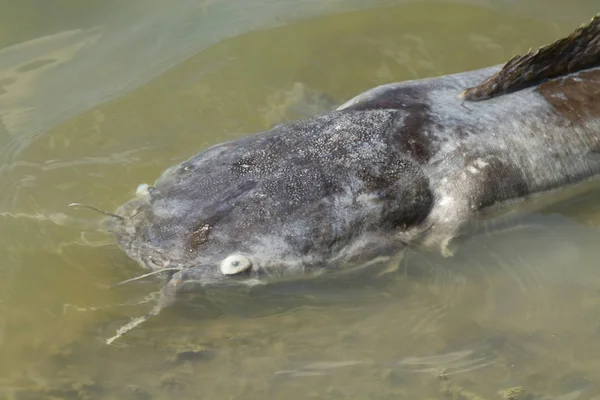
[220,255,252,275]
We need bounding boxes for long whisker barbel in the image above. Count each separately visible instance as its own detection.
[109,267,183,288]
[106,274,182,345]
[68,203,125,221]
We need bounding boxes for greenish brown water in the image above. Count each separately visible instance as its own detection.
[1,1,600,399]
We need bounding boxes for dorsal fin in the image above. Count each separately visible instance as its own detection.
[461,14,600,101]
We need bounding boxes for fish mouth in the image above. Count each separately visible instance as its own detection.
[102,197,152,259]
[67,200,141,257]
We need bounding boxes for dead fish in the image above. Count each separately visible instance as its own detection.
[91,15,600,342]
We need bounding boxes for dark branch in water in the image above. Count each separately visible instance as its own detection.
[68,202,124,221]
[461,14,600,101]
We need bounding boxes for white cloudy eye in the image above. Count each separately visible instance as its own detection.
[220,255,252,275]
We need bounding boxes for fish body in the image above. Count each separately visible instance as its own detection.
[107,16,600,291]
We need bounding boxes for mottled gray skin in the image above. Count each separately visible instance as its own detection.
[108,64,600,292]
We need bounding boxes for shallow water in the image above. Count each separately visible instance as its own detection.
[1,1,600,399]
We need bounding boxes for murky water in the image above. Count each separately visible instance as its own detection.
[1,1,600,399]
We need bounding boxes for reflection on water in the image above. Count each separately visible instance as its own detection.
[1,0,600,399]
